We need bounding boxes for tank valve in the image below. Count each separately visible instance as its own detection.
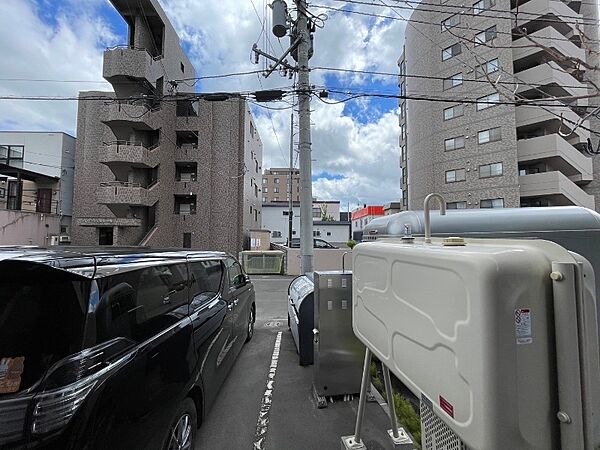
[401,223,415,242]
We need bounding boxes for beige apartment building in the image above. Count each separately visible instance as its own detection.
[401,0,600,211]
[72,0,262,254]
[262,167,300,203]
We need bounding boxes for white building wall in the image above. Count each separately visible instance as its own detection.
[0,131,75,217]
[262,203,349,244]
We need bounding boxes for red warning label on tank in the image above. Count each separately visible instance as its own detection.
[439,395,454,418]
[515,308,533,345]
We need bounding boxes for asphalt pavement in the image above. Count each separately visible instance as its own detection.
[195,275,395,450]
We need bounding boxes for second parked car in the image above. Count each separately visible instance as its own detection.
[0,247,255,450]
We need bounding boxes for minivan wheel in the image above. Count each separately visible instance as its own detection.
[165,398,197,450]
[245,307,255,343]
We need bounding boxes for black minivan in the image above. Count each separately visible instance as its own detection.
[0,247,255,449]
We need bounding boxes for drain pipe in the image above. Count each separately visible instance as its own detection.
[423,193,446,244]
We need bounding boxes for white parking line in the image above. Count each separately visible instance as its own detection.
[253,331,283,450]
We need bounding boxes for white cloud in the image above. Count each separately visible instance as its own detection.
[0,0,115,134]
[254,100,400,207]
[0,0,403,208]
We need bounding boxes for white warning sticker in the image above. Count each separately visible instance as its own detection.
[515,308,532,345]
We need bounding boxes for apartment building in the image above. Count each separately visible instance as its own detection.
[0,131,75,245]
[401,0,599,211]
[72,0,262,254]
[261,167,300,203]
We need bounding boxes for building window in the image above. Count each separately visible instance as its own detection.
[476,58,499,78]
[473,0,495,14]
[478,127,502,144]
[0,188,5,198]
[445,168,466,183]
[447,201,467,209]
[312,207,321,218]
[272,231,282,238]
[476,92,500,111]
[441,14,460,31]
[0,145,24,168]
[283,210,290,216]
[327,231,332,236]
[262,197,267,202]
[273,197,279,201]
[274,178,280,184]
[263,187,268,193]
[443,73,463,90]
[444,104,464,120]
[313,230,321,237]
[292,230,296,235]
[262,178,267,184]
[480,198,504,208]
[174,195,197,215]
[479,162,503,178]
[274,187,279,193]
[442,43,461,61]
[444,136,465,151]
[475,26,497,46]
[98,227,114,246]
[183,233,192,248]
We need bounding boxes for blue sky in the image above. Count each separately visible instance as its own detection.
[0,0,406,208]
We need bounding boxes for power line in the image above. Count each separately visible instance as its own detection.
[313,66,592,91]
[313,3,600,44]
[326,0,600,28]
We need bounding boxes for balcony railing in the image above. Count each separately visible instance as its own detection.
[99,141,159,167]
[97,182,157,206]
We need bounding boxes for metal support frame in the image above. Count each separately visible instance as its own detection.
[341,348,371,450]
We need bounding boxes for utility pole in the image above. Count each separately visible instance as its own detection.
[288,112,294,246]
[295,0,313,273]
[253,0,315,273]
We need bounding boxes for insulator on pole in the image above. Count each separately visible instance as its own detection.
[272,0,288,38]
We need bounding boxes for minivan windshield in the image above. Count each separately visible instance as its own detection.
[0,261,90,395]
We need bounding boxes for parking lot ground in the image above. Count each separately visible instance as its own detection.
[195,275,395,450]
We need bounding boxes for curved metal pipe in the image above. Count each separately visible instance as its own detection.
[423,193,446,243]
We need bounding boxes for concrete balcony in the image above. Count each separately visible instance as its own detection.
[519,171,595,208]
[513,27,585,63]
[103,46,164,88]
[76,217,142,227]
[99,141,160,168]
[513,0,583,33]
[515,61,588,104]
[517,134,592,182]
[97,182,158,207]
[103,101,161,130]
[515,104,590,143]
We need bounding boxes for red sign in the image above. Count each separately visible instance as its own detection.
[439,395,454,418]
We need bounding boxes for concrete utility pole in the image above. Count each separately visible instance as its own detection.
[288,112,294,246]
[295,0,313,273]
[253,0,315,273]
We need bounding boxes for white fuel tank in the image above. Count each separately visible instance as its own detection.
[352,238,600,450]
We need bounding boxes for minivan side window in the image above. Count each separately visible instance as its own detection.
[96,263,189,343]
[190,260,223,309]
[225,258,244,290]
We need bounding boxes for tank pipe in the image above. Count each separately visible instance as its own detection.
[424,193,446,243]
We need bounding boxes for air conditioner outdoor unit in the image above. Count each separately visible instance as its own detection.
[59,235,71,243]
